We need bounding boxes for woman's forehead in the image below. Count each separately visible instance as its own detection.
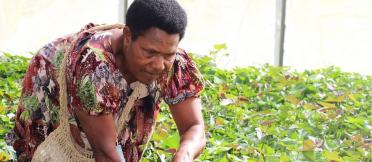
[135,28,180,51]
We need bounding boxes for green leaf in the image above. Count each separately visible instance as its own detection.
[302,140,315,151]
[285,95,300,105]
[218,155,229,162]
[317,101,337,108]
[161,133,180,149]
[324,95,345,103]
[324,151,344,162]
[213,43,227,51]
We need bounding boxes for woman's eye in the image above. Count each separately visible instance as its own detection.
[165,54,175,61]
[145,50,156,56]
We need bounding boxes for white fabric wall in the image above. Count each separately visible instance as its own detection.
[0,0,371,75]
[285,0,372,75]
[178,0,275,69]
[0,0,119,56]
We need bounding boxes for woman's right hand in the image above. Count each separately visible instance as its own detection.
[75,109,121,162]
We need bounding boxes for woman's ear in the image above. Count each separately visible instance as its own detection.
[123,26,131,45]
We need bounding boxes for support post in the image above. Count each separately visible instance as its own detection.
[274,0,286,66]
[119,0,129,23]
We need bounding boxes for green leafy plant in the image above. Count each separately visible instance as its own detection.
[143,44,372,162]
[1,46,371,162]
[0,52,30,161]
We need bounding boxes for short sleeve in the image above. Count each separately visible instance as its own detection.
[68,48,127,116]
[163,49,204,105]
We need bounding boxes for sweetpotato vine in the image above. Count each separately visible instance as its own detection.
[1,47,371,161]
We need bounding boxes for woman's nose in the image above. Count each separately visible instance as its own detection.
[151,55,166,72]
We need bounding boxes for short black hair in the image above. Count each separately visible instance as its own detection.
[126,0,187,40]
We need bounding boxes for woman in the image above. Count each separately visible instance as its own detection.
[9,0,206,161]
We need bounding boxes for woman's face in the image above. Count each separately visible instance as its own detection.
[122,27,180,84]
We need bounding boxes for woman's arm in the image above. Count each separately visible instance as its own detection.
[75,109,121,162]
[170,97,206,162]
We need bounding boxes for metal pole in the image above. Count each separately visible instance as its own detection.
[119,0,129,23]
[274,0,286,66]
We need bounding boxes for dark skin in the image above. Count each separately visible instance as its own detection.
[75,26,206,162]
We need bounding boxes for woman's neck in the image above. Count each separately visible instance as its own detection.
[110,28,124,55]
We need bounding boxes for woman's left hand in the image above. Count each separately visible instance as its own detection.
[172,149,193,162]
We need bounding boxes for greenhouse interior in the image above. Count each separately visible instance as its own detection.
[0,0,371,161]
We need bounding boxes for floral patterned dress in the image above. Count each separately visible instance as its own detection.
[9,24,204,162]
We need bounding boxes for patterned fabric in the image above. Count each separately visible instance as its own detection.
[9,24,203,162]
